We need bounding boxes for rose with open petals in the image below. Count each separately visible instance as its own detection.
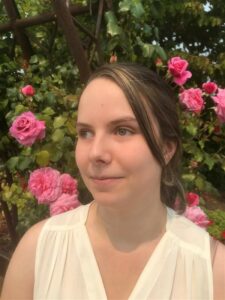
[21,85,35,96]
[168,56,192,86]
[49,193,80,216]
[60,173,78,195]
[202,82,218,95]
[179,88,204,113]
[212,88,225,123]
[28,167,62,204]
[186,192,200,207]
[184,206,211,228]
[9,111,46,146]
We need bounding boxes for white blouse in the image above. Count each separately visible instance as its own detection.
[34,204,213,300]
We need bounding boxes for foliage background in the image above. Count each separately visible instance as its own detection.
[0,0,225,244]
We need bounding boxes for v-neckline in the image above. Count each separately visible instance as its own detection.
[77,203,173,300]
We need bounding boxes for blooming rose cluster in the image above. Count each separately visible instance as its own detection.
[183,192,211,228]
[28,167,80,216]
[167,56,225,121]
[9,111,46,146]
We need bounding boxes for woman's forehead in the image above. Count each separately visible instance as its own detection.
[78,78,134,112]
[77,78,140,127]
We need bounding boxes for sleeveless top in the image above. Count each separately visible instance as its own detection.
[34,204,213,300]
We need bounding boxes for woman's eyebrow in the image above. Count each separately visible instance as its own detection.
[109,117,138,126]
[76,117,138,128]
[76,122,92,129]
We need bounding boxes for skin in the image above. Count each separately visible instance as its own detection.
[1,78,225,300]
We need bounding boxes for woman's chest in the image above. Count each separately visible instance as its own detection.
[91,239,160,300]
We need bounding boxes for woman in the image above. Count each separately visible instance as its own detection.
[1,63,225,299]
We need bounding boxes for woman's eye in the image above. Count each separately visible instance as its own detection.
[77,129,93,139]
[116,127,133,136]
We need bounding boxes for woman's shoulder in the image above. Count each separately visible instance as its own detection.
[1,219,48,300]
[1,204,90,299]
[43,204,90,229]
[167,208,210,251]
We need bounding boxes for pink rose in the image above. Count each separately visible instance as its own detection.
[9,111,46,146]
[179,88,204,113]
[186,192,200,206]
[212,88,225,123]
[202,82,218,95]
[21,85,35,96]
[60,173,78,195]
[168,56,192,86]
[28,167,62,204]
[183,206,210,228]
[49,193,80,216]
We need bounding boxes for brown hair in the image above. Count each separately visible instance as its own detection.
[84,62,185,212]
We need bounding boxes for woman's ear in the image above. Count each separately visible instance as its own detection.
[163,141,177,164]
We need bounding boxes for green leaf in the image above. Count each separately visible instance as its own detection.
[204,154,215,170]
[15,104,26,114]
[18,156,33,171]
[50,150,63,162]
[130,1,145,19]
[143,24,152,36]
[105,11,122,36]
[0,99,8,110]
[182,173,196,182]
[51,129,65,142]
[42,107,55,116]
[186,123,198,136]
[53,116,67,129]
[119,0,144,19]
[195,176,205,190]
[42,92,56,106]
[66,119,76,135]
[194,150,203,162]
[118,0,131,12]
[29,55,38,64]
[155,45,167,61]
[6,156,19,170]
[36,150,50,167]
[142,43,155,58]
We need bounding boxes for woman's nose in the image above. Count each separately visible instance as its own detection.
[89,134,112,164]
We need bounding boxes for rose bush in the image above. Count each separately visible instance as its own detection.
[1,50,225,242]
[9,111,46,146]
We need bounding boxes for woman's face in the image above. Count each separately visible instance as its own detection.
[75,78,167,208]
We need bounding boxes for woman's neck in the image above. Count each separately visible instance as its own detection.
[88,198,167,250]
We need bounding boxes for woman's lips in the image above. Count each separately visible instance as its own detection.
[90,176,123,186]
